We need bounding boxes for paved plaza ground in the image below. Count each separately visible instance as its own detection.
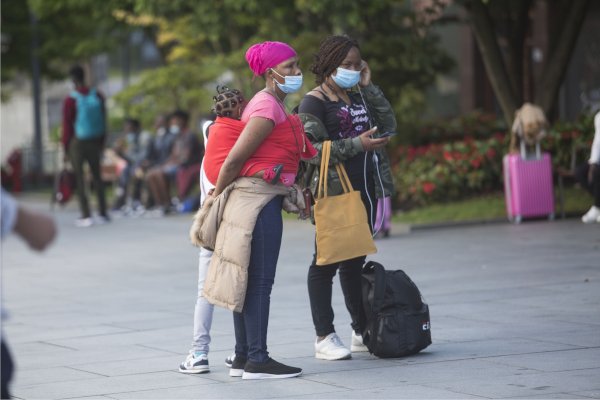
[1,196,599,399]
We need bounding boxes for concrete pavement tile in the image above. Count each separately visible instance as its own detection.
[303,358,537,388]
[510,327,600,348]
[11,371,213,399]
[289,384,485,399]
[421,337,580,362]
[4,324,133,344]
[8,340,79,355]
[43,327,191,350]
[423,369,600,398]
[487,348,600,372]
[572,389,600,398]
[505,393,593,399]
[67,354,187,377]
[109,378,337,400]
[286,354,398,375]
[12,345,174,370]
[12,366,105,387]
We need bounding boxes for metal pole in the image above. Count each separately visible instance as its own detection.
[30,11,43,181]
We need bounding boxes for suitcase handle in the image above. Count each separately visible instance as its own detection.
[520,140,541,160]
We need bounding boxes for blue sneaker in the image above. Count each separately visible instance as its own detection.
[179,351,209,374]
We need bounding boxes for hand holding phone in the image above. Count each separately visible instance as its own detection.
[378,131,397,138]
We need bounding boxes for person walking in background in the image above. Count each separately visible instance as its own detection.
[577,110,600,223]
[1,188,57,398]
[298,34,396,361]
[205,40,315,379]
[62,65,109,227]
[111,118,152,213]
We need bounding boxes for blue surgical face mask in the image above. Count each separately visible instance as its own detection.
[271,69,303,94]
[332,67,361,89]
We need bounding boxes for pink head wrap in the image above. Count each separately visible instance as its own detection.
[245,41,297,76]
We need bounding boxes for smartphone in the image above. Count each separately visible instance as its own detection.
[378,131,398,138]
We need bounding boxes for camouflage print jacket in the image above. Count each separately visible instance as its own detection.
[298,82,396,199]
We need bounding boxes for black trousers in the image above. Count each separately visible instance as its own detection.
[574,162,600,207]
[69,138,107,218]
[307,176,376,337]
[1,339,13,399]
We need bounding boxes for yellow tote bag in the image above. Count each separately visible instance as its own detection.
[314,141,377,265]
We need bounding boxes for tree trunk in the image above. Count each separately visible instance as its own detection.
[506,0,532,106]
[465,0,518,126]
[534,0,590,117]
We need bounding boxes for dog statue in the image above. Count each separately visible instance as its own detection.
[509,103,548,155]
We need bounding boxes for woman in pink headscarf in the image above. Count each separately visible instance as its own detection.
[206,41,314,380]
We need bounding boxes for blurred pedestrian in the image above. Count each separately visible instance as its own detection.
[145,110,202,215]
[111,118,152,213]
[61,65,109,227]
[1,188,57,399]
[576,110,600,223]
[298,34,395,361]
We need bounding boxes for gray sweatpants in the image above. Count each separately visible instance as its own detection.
[191,246,214,353]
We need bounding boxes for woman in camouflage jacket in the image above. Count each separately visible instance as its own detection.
[297,35,396,361]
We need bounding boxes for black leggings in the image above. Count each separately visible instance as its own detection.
[574,162,600,207]
[308,255,367,337]
[307,177,375,337]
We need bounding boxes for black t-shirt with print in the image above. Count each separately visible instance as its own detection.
[298,91,374,190]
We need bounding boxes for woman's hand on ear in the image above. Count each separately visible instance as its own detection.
[359,60,371,87]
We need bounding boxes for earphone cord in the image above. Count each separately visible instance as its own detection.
[358,85,384,237]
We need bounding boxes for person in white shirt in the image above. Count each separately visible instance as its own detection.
[576,111,600,223]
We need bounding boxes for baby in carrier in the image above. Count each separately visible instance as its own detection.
[212,86,284,184]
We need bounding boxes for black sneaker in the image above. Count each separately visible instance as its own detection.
[242,358,302,380]
[229,355,247,377]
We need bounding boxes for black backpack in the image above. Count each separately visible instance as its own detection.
[361,261,432,358]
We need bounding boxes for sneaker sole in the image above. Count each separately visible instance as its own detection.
[350,345,369,352]
[242,371,302,380]
[178,367,210,374]
[315,352,352,361]
[229,368,244,377]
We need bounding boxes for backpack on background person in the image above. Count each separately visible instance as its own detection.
[361,260,432,358]
[71,89,105,139]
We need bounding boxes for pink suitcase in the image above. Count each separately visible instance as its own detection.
[503,147,555,223]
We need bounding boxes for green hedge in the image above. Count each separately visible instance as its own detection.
[391,113,595,210]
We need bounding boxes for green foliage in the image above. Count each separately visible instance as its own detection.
[113,0,453,126]
[391,114,596,210]
[1,0,133,99]
[2,0,453,131]
[394,186,591,225]
[392,133,507,208]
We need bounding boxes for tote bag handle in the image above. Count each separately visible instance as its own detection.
[317,140,354,199]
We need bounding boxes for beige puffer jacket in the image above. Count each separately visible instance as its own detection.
[199,177,304,312]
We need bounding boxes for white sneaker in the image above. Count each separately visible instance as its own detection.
[178,351,209,374]
[581,206,600,223]
[315,332,351,360]
[75,217,93,228]
[350,330,369,352]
